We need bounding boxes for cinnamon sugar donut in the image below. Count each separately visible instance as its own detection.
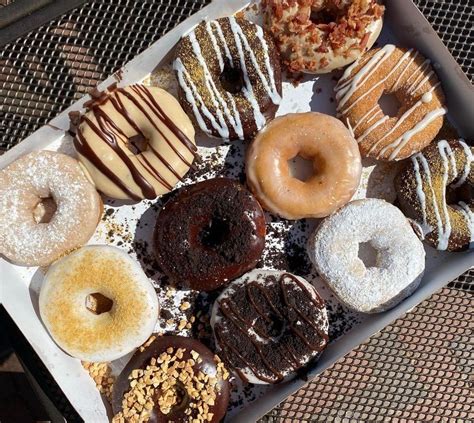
[39,245,159,361]
[0,151,102,267]
[246,112,362,219]
[263,0,384,73]
[395,139,473,251]
[335,44,447,161]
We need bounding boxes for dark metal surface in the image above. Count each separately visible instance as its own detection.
[0,0,472,422]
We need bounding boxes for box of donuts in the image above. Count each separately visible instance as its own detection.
[1,0,473,421]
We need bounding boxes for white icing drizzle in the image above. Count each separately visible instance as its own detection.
[406,59,431,94]
[456,202,474,244]
[452,140,473,188]
[206,21,224,71]
[392,51,419,91]
[357,115,389,144]
[411,154,432,235]
[353,104,379,131]
[212,20,233,66]
[437,141,454,249]
[421,92,433,103]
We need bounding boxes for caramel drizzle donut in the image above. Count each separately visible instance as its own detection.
[335,45,447,161]
[174,17,282,140]
[262,0,384,74]
[396,139,473,251]
[72,84,197,201]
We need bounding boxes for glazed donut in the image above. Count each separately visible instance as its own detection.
[39,245,159,361]
[246,112,362,219]
[174,16,282,140]
[153,178,266,291]
[395,139,474,251]
[211,269,329,384]
[335,44,447,161]
[72,83,197,201]
[263,0,384,73]
[0,151,102,267]
[112,336,230,423]
[308,199,426,313]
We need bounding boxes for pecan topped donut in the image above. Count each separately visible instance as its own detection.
[263,0,384,73]
[174,17,282,140]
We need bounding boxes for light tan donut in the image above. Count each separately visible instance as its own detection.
[39,245,159,362]
[263,0,384,74]
[0,151,102,267]
[246,112,362,219]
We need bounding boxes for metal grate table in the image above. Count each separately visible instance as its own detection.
[1,1,473,422]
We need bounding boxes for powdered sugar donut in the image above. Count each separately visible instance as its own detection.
[308,199,425,313]
[39,245,159,362]
[0,151,102,267]
[211,269,329,384]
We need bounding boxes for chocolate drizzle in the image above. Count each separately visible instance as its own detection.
[213,271,329,384]
[73,84,198,200]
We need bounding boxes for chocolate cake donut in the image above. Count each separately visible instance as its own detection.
[211,270,329,384]
[395,139,473,251]
[174,16,282,140]
[112,336,230,423]
[153,178,266,291]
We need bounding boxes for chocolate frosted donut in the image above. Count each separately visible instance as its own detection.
[153,178,266,291]
[395,139,473,251]
[211,270,329,384]
[174,17,282,140]
[112,336,230,423]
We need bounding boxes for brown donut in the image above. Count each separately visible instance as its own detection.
[112,336,230,423]
[153,178,266,291]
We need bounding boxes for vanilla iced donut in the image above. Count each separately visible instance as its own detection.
[39,245,159,361]
[211,269,329,384]
[308,199,425,313]
[0,151,102,267]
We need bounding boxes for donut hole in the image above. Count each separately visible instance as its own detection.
[220,62,244,94]
[357,241,379,269]
[310,8,341,25]
[288,154,315,182]
[154,382,188,413]
[126,133,149,155]
[33,196,57,224]
[199,216,230,249]
[378,92,402,117]
[267,314,286,339]
[85,292,114,315]
[446,181,473,204]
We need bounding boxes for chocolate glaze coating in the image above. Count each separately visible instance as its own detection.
[174,17,282,141]
[112,336,230,423]
[153,178,266,291]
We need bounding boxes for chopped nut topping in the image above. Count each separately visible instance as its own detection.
[82,361,114,400]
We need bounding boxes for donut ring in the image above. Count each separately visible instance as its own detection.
[263,0,384,74]
[396,139,474,251]
[174,16,282,140]
[73,84,197,201]
[246,112,362,219]
[308,199,426,313]
[153,178,266,291]
[211,269,329,384]
[335,45,447,161]
[112,336,230,423]
[0,151,102,267]
[39,246,159,361]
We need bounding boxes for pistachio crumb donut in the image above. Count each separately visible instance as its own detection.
[308,199,425,313]
[395,139,473,251]
[335,45,446,161]
[0,151,102,267]
[246,112,362,219]
[39,245,159,361]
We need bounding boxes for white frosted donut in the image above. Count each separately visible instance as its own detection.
[0,151,102,267]
[308,199,425,313]
[39,245,159,362]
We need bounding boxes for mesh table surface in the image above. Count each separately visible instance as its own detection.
[1,0,473,421]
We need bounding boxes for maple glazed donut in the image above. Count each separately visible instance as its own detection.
[0,151,102,267]
[112,336,230,423]
[72,83,197,201]
[246,112,362,219]
[39,245,159,362]
[262,0,384,73]
[335,44,447,161]
[174,16,282,140]
[396,139,474,251]
[211,269,329,384]
[153,178,266,292]
[308,199,426,313]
